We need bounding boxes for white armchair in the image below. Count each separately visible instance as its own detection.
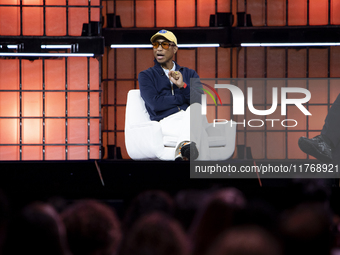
[124,89,236,160]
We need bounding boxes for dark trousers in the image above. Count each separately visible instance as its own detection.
[321,93,340,162]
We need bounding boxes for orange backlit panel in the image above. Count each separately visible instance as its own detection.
[309,0,328,25]
[177,0,195,27]
[0,1,100,160]
[0,58,100,160]
[0,2,20,36]
[0,0,100,36]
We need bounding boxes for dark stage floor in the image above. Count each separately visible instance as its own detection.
[0,159,339,217]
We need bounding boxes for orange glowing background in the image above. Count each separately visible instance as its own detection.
[0,0,100,36]
[0,0,100,160]
[1,0,339,160]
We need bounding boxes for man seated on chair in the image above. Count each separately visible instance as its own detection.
[138,29,205,161]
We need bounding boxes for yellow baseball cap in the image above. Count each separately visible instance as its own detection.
[150,29,177,45]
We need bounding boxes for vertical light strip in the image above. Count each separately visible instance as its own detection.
[98,56,102,159]
[42,58,46,160]
[113,48,117,154]
[65,57,68,159]
[19,58,22,160]
[87,57,90,159]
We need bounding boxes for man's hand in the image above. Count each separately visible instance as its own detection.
[169,70,185,88]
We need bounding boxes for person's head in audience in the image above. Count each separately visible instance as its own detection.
[174,189,210,232]
[280,202,332,255]
[61,199,121,255]
[120,212,189,255]
[4,202,70,255]
[123,190,174,233]
[190,188,246,255]
[206,225,282,255]
[237,198,279,233]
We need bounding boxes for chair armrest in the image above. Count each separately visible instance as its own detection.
[125,90,151,126]
[205,121,237,160]
[206,121,236,138]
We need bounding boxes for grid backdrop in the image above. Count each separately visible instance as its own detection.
[1,0,340,160]
[101,0,340,160]
[0,0,101,160]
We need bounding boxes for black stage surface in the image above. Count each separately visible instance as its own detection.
[0,159,339,216]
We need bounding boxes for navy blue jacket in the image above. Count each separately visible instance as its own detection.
[139,60,203,121]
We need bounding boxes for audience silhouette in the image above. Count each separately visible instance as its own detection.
[0,180,338,255]
[61,199,121,255]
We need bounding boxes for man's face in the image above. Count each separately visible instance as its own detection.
[152,38,178,65]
